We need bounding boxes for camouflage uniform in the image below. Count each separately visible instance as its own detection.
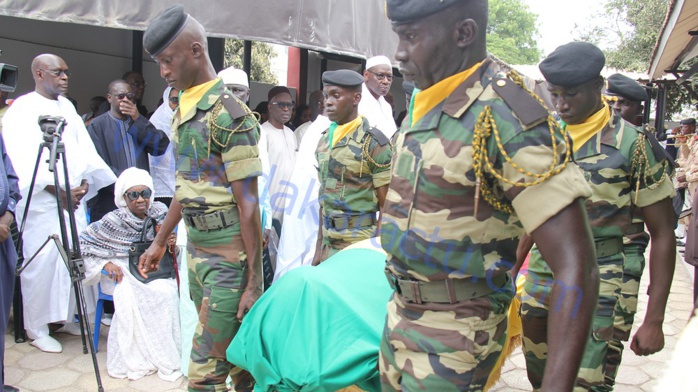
[379,58,591,391]
[173,79,262,391]
[521,109,674,391]
[605,220,648,387]
[315,116,392,261]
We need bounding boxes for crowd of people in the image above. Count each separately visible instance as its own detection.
[0,0,695,391]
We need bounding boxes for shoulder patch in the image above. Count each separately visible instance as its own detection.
[491,75,548,130]
[366,126,389,146]
[219,93,247,120]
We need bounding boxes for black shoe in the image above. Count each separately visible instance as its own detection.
[4,385,20,392]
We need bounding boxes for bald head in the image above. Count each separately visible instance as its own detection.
[177,18,209,52]
[308,90,325,120]
[31,54,70,100]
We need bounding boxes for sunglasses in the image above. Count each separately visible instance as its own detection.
[367,70,393,82]
[129,80,147,88]
[41,68,71,77]
[168,96,179,104]
[271,101,295,110]
[115,93,136,101]
[124,188,152,201]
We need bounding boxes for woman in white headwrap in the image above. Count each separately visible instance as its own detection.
[79,167,181,382]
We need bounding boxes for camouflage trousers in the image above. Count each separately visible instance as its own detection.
[186,236,249,392]
[605,244,646,388]
[521,249,623,391]
[379,292,509,391]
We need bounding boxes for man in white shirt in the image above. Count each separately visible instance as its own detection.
[260,86,297,229]
[2,53,115,353]
[359,55,397,139]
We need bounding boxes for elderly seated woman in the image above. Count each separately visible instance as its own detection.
[80,167,181,382]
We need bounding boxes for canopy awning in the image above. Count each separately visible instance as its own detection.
[648,0,698,81]
[0,0,398,61]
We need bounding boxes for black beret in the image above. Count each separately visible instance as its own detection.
[605,73,647,102]
[402,80,415,95]
[539,42,605,87]
[681,118,696,125]
[322,70,364,88]
[386,0,462,23]
[143,5,189,56]
[268,86,291,101]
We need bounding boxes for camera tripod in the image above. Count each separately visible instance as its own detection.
[15,116,103,392]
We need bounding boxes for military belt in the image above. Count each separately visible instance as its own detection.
[595,237,623,258]
[183,208,239,232]
[385,268,509,305]
[323,212,376,230]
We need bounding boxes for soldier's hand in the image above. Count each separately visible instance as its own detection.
[630,322,665,356]
[236,286,262,323]
[138,241,166,279]
[311,250,323,266]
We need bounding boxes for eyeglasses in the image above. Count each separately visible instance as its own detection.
[367,70,393,82]
[124,188,152,201]
[168,96,179,104]
[271,102,295,110]
[41,69,71,77]
[115,93,136,101]
[129,80,147,88]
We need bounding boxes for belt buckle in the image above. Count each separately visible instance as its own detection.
[194,215,209,232]
[394,276,422,305]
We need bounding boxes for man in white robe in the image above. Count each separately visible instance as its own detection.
[2,54,115,353]
[273,114,330,281]
[260,86,298,228]
[358,55,397,139]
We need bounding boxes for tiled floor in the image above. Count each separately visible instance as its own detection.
[490,250,695,392]
[4,249,694,391]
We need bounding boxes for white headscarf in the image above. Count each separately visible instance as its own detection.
[114,167,155,209]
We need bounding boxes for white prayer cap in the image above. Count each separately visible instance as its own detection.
[366,55,392,70]
[114,167,155,209]
[218,67,249,88]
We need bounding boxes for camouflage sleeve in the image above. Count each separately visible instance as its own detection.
[631,135,675,208]
[369,137,393,189]
[217,111,263,183]
[496,117,592,233]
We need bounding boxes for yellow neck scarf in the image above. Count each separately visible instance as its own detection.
[329,116,363,148]
[565,103,610,152]
[410,62,482,127]
[179,78,220,118]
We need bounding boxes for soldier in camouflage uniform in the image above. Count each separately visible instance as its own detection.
[521,43,676,391]
[311,69,392,264]
[380,1,599,391]
[602,73,670,388]
[140,6,263,392]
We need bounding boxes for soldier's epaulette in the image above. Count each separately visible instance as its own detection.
[219,92,248,120]
[365,126,389,146]
[491,75,548,130]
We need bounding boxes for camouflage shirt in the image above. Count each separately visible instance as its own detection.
[380,58,591,283]
[173,79,262,247]
[529,108,674,276]
[316,116,392,248]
